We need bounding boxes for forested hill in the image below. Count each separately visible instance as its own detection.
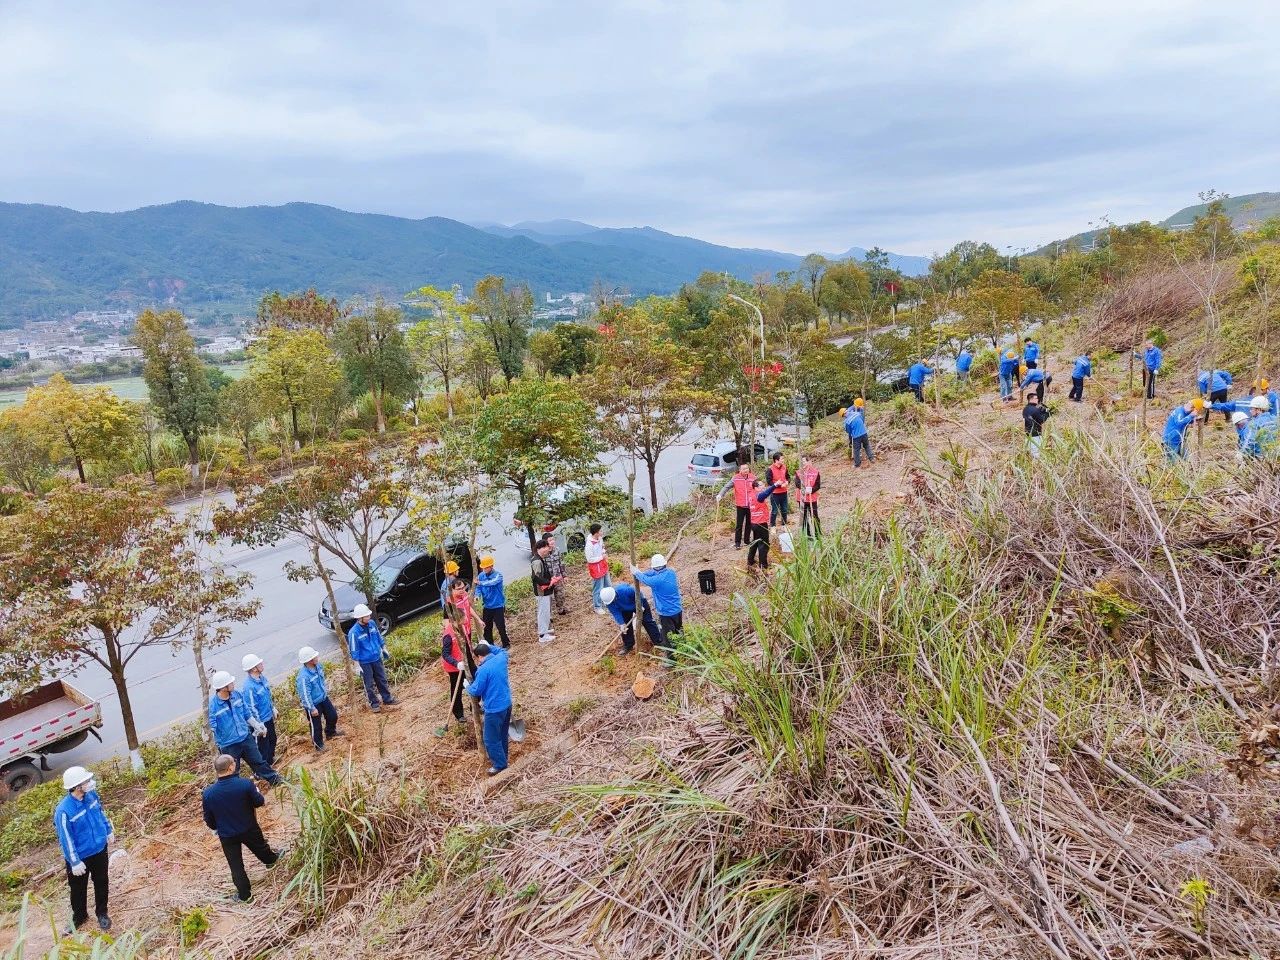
[0,201,925,321]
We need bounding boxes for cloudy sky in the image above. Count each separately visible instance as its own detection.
[3,0,1278,256]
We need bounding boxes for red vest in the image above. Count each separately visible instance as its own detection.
[749,494,770,525]
[730,472,755,507]
[768,462,788,494]
[440,625,464,674]
[798,465,819,503]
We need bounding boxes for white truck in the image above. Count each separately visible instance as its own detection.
[0,679,103,797]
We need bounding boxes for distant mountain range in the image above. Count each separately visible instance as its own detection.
[0,201,930,323]
[1033,191,1280,255]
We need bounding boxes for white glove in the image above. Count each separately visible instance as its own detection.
[250,719,267,737]
[71,862,86,877]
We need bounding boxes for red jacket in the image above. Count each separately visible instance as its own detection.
[440,625,464,674]
[730,472,755,507]
[797,465,820,503]
[767,462,789,494]
[749,494,770,525]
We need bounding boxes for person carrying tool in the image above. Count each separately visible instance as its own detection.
[1022,392,1052,457]
[439,609,469,726]
[907,360,933,401]
[715,461,756,550]
[955,347,974,384]
[998,350,1019,401]
[1068,351,1093,402]
[1023,338,1040,367]
[797,454,821,536]
[347,603,396,712]
[202,754,281,903]
[241,654,277,766]
[1136,340,1162,399]
[630,554,683,668]
[208,671,281,784]
[1243,395,1279,458]
[844,399,873,466]
[475,555,510,649]
[54,766,114,933]
[1019,365,1049,404]
[599,584,661,655]
[766,452,790,526]
[531,538,560,644]
[1162,400,1200,460]
[746,479,779,571]
[296,647,343,752]
[584,523,611,613]
[465,643,513,775]
[1196,369,1234,421]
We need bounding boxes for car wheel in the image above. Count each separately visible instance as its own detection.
[376,613,394,635]
[2,760,42,796]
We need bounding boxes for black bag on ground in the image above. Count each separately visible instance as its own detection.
[698,569,716,595]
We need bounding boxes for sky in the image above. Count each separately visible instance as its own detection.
[2,0,1279,257]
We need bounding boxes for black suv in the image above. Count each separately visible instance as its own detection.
[318,545,473,635]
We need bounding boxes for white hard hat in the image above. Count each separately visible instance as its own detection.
[241,654,264,672]
[62,766,93,790]
[352,603,372,618]
[599,587,616,605]
[1232,412,1248,425]
[650,554,667,569]
[298,646,320,664]
[210,670,236,691]
[1250,396,1271,411]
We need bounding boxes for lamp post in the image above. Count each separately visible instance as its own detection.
[727,293,766,465]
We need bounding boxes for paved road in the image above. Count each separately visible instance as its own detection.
[52,434,710,773]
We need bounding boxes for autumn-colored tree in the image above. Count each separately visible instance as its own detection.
[13,374,137,482]
[460,333,501,402]
[527,330,563,380]
[219,376,265,461]
[469,276,532,383]
[254,288,347,335]
[132,309,218,473]
[693,302,787,459]
[334,300,417,433]
[593,308,712,509]
[0,410,54,493]
[407,285,470,418]
[958,269,1050,348]
[248,327,346,448]
[213,441,417,700]
[0,483,258,770]
[472,377,605,549]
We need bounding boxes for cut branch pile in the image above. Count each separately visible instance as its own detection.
[1084,265,1209,351]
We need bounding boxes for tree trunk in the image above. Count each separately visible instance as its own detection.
[103,629,144,772]
[646,456,660,512]
[290,406,302,451]
[191,622,216,754]
[312,542,357,710]
[443,371,454,418]
[186,435,201,480]
[374,389,386,434]
[73,455,87,484]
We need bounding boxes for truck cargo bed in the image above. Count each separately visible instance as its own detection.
[0,681,102,763]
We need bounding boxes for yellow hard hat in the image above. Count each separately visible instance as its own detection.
[854,398,865,408]
[479,555,494,569]
[1006,350,1016,359]
[1191,397,1205,412]
[445,560,460,574]
[1260,378,1270,390]
[837,407,846,417]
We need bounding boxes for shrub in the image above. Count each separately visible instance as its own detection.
[154,467,189,493]
[340,428,368,442]
[0,778,62,862]
[504,576,533,617]
[285,765,384,914]
[387,618,441,684]
[255,444,282,464]
[175,905,211,948]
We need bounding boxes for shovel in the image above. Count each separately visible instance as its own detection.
[509,717,527,743]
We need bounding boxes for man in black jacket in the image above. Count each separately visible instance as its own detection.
[1022,392,1052,458]
[201,754,281,902]
[530,538,560,644]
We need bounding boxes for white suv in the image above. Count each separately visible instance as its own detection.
[687,440,778,486]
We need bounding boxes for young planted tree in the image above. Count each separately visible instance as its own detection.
[593,309,711,509]
[219,376,265,462]
[12,374,137,482]
[213,442,416,700]
[0,483,258,771]
[407,285,470,418]
[248,327,346,449]
[470,275,532,383]
[334,300,417,433]
[472,377,605,550]
[132,309,218,476]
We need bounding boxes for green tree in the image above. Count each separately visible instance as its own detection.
[132,309,217,474]
[592,308,711,509]
[255,288,346,335]
[334,300,417,433]
[248,328,346,449]
[693,303,787,458]
[407,285,470,418]
[791,333,856,428]
[528,329,563,379]
[0,483,258,771]
[928,241,1004,298]
[0,410,54,493]
[470,276,532,383]
[799,254,828,306]
[819,261,872,323]
[13,374,137,482]
[219,376,265,461]
[473,378,605,550]
[959,269,1050,348]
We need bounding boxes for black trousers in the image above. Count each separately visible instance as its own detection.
[220,825,278,901]
[657,613,683,653]
[307,697,339,748]
[446,669,466,722]
[851,435,873,466]
[747,522,770,569]
[733,505,750,547]
[1144,368,1157,399]
[66,846,109,926]
[483,606,510,648]
[801,501,820,536]
[1207,388,1229,421]
[911,384,924,401]
[256,718,278,767]
[1068,376,1084,401]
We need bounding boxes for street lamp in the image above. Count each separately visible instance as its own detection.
[726,293,767,466]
